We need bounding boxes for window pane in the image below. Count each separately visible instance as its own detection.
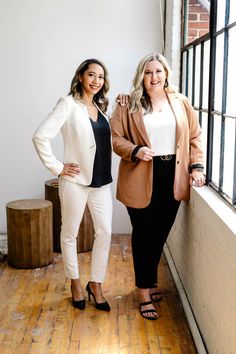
[202,40,210,109]
[229,0,236,23]
[212,114,221,186]
[214,34,224,112]
[194,45,201,107]
[182,51,187,96]
[187,0,210,44]
[217,0,226,30]
[223,117,236,201]
[201,111,208,170]
[226,26,236,116]
[181,1,235,207]
[188,48,193,103]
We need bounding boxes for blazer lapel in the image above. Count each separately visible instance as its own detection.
[167,92,184,145]
[131,110,151,147]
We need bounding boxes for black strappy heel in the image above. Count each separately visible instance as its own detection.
[140,301,158,320]
[150,284,163,302]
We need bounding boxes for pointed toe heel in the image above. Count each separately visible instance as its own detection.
[86,282,110,312]
[71,285,85,310]
[72,298,86,310]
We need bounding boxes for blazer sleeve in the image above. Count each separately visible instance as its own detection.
[181,95,204,167]
[32,97,69,176]
[110,103,139,161]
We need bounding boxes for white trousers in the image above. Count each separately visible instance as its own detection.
[58,179,113,282]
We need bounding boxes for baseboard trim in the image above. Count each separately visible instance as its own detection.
[163,243,207,354]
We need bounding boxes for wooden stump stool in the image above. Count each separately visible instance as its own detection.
[6,199,53,269]
[45,179,95,253]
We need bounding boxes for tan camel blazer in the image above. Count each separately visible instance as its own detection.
[110,92,204,208]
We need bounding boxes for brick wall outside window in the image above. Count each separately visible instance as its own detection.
[188,0,209,43]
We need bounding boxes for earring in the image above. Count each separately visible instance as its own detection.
[164,79,168,87]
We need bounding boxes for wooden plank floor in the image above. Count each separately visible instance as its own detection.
[0,234,197,354]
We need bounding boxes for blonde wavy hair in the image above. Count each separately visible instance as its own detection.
[129,53,177,113]
[69,58,109,113]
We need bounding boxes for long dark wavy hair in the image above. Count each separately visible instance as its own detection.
[69,58,109,113]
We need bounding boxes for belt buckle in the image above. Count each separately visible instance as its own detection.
[160,155,172,161]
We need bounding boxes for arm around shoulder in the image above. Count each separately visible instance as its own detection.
[110,103,137,161]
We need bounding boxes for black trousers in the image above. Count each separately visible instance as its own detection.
[127,155,180,288]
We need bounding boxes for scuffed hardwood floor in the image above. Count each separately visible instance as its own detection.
[0,234,197,354]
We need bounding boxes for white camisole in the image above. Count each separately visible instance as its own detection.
[143,104,176,156]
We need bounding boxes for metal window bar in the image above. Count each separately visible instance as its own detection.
[191,43,204,127]
[218,0,229,194]
[186,49,189,97]
[198,41,204,127]
[181,49,190,97]
[206,0,217,185]
[213,21,236,37]
[182,32,210,50]
[233,121,236,205]
[180,51,184,94]
[192,45,196,107]
[229,4,236,206]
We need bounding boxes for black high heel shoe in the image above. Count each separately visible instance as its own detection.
[71,285,85,310]
[86,282,110,312]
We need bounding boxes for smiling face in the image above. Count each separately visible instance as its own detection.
[143,60,167,95]
[80,63,105,97]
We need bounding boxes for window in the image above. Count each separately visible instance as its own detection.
[184,0,210,44]
[181,0,236,207]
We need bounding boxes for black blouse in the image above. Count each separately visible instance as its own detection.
[89,111,112,187]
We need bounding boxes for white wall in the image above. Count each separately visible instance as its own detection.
[0,0,163,233]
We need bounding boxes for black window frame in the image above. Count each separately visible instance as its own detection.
[181,0,236,208]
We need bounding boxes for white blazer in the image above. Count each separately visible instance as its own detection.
[32,95,109,185]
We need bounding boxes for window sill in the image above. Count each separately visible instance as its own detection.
[191,186,236,235]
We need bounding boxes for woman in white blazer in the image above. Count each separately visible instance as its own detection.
[33,59,113,312]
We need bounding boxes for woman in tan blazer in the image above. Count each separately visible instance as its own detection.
[111,53,205,320]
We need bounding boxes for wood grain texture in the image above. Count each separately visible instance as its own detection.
[6,199,53,269]
[0,235,197,353]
